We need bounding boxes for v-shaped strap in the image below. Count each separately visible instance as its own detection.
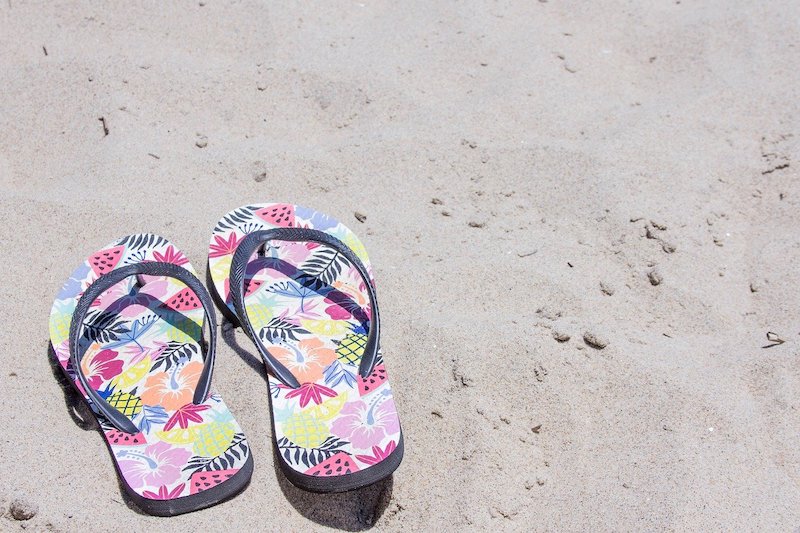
[68,262,217,434]
[230,228,380,389]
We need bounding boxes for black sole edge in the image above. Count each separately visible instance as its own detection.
[52,345,254,517]
[206,256,403,493]
[276,432,404,493]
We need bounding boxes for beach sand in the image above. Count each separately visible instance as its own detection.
[1,1,799,530]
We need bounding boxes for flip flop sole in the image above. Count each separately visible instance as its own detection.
[208,204,403,491]
[49,234,253,515]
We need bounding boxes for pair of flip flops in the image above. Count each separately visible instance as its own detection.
[48,203,404,516]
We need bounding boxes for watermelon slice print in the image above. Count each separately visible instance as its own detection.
[189,469,240,494]
[357,364,388,396]
[104,429,147,446]
[89,245,124,276]
[305,452,360,477]
[255,204,295,227]
[161,287,202,311]
[223,277,264,304]
[244,278,264,297]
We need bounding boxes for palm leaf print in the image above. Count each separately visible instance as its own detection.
[117,234,169,251]
[102,314,159,351]
[297,247,349,288]
[266,280,317,312]
[183,433,249,475]
[323,360,357,388]
[258,317,310,342]
[150,341,199,372]
[277,436,350,468]
[82,310,130,344]
[214,206,259,232]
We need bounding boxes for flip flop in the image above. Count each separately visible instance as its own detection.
[207,204,403,492]
[48,234,253,516]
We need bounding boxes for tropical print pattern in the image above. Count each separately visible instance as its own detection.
[208,204,402,478]
[48,235,251,502]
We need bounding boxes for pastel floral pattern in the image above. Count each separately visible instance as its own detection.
[271,338,337,383]
[49,235,251,503]
[112,356,152,389]
[324,301,353,320]
[141,360,204,410]
[208,204,402,478]
[118,442,192,489]
[102,279,171,318]
[268,241,313,263]
[331,396,400,449]
[295,205,339,231]
[80,349,123,390]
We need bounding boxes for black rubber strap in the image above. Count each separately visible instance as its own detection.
[68,261,217,434]
[230,228,380,388]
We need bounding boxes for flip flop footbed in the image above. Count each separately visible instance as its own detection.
[208,204,402,481]
[49,235,251,509]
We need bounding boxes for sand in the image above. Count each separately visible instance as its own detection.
[1,1,799,530]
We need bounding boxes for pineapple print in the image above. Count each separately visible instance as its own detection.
[336,333,366,365]
[112,356,151,389]
[107,391,143,417]
[247,302,274,330]
[157,426,201,445]
[301,319,351,337]
[281,395,344,448]
[282,412,329,449]
[211,255,233,282]
[49,301,73,344]
[307,393,347,421]
[164,313,203,344]
[193,411,236,456]
[342,232,368,264]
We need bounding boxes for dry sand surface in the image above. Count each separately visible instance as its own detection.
[1,1,799,531]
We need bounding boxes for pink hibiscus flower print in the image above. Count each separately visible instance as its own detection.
[91,277,134,308]
[324,303,351,320]
[323,298,371,323]
[274,241,312,264]
[137,279,169,300]
[330,397,400,449]
[117,441,191,489]
[80,349,124,389]
[209,233,242,258]
[102,279,169,318]
[152,245,189,266]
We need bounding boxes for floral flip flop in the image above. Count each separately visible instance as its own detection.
[49,235,253,516]
[207,204,403,492]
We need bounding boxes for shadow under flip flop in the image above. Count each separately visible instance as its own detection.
[219,323,396,529]
[47,342,98,431]
[221,318,268,379]
[271,442,394,530]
